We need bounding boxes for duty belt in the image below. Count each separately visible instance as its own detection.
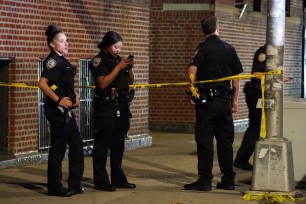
[200,88,233,97]
[95,89,135,103]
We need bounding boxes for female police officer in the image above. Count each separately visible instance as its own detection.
[38,25,84,197]
[89,31,135,191]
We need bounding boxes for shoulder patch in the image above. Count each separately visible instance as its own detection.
[46,58,57,69]
[92,57,101,68]
[257,53,266,62]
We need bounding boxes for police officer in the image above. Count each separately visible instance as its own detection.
[234,44,291,170]
[184,16,243,191]
[233,45,266,171]
[89,31,136,191]
[38,25,84,197]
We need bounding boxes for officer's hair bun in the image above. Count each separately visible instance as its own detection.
[45,25,61,37]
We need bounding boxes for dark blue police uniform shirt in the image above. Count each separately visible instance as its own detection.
[190,35,243,90]
[41,51,75,106]
[89,51,130,96]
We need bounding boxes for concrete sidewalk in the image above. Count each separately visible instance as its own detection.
[0,131,304,204]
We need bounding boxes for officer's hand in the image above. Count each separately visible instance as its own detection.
[59,97,72,109]
[189,98,196,105]
[125,58,134,69]
[232,101,238,115]
[186,95,195,105]
[284,77,293,82]
[117,60,134,70]
[72,95,80,108]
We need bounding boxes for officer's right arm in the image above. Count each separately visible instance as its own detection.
[38,77,59,103]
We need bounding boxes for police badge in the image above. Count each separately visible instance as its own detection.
[46,58,57,69]
[92,57,101,67]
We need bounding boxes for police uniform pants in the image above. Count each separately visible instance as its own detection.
[92,101,130,187]
[44,107,84,192]
[235,89,261,164]
[195,96,236,185]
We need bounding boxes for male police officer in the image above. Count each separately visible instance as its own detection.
[185,16,243,191]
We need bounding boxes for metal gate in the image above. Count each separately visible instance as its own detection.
[78,59,94,145]
[37,58,95,150]
[38,58,51,150]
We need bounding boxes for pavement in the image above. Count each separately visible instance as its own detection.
[0,131,305,204]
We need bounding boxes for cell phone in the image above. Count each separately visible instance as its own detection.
[127,55,134,61]
[124,55,134,72]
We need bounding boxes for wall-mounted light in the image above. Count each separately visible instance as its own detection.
[239,3,248,19]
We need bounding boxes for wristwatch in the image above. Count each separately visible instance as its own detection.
[57,97,62,104]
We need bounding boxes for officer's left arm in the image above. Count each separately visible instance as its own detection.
[232,78,240,114]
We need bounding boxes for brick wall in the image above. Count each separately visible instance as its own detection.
[0,0,150,154]
[149,0,304,131]
[149,0,211,131]
[0,0,303,154]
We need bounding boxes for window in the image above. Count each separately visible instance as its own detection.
[253,0,261,12]
[235,0,245,9]
[286,0,290,17]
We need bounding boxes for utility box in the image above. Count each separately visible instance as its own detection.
[283,97,306,182]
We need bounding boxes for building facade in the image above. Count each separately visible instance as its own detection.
[149,0,303,131]
[0,0,304,162]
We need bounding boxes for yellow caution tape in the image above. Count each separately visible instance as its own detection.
[243,192,303,204]
[0,82,38,89]
[0,69,283,139]
[260,75,266,139]
[189,74,200,98]
[0,69,283,90]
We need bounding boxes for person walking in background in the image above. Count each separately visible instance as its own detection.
[185,16,243,191]
[234,44,291,171]
[89,31,136,192]
[38,25,84,197]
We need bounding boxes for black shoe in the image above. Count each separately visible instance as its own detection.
[48,189,73,197]
[234,162,253,171]
[69,186,84,195]
[114,182,136,189]
[184,181,212,191]
[95,185,116,192]
[216,182,235,190]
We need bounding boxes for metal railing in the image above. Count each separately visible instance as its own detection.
[38,58,51,150]
[37,58,95,150]
[78,59,95,145]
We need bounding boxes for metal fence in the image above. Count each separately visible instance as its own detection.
[78,59,94,145]
[37,58,95,150]
[38,58,51,150]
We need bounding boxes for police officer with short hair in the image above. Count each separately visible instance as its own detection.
[89,31,136,192]
[38,25,84,197]
[184,16,243,191]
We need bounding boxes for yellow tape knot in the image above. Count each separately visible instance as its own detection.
[243,192,303,204]
[189,74,200,98]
